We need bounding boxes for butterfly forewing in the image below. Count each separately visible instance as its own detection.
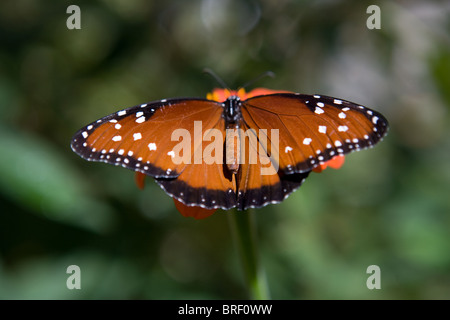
[71,98,240,209]
[241,93,388,175]
[71,98,221,178]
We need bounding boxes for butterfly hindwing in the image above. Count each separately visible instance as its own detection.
[235,116,310,210]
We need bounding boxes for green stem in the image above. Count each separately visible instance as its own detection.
[228,209,270,300]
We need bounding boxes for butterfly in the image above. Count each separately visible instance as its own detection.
[71,87,388,219]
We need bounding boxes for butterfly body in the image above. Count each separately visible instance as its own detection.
[224,95,241,123]
[71,88,388,213]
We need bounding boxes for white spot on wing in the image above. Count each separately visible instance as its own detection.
[117,110,126,116]
[303,138,312,145]
[342,107,350,111]
[148,143,157,151]
[136,116,145,123]
[338,112,346,119]
[112,135,122,142]
[318,125,327,134]
[285,146,293,153]
[315,107,324,114]
[87,125,93,130]
[115,123,121,130]
[334,99,342,104]
[334,140,342,147]
[338,125,348,132]
[372,116,379,124]
[316,102,325,107]
[133,132,142,141]
[167,150,175,157]
[82,131,88,139]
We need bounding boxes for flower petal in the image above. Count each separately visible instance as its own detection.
[245,87,292,99]
[312,155,345,173]
[135,171,146,189]
[173,198,217,219]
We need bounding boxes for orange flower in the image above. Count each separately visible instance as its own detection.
[206,87,291,102]
[173,199,216,219]
[206,88,246,102]
[312,154,345,173]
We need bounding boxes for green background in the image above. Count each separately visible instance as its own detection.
[0,0,449,299]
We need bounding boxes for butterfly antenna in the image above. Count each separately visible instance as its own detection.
[240,71,275,90]
[203,68,229,89]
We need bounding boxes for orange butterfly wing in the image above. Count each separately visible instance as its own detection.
[71,98,237,209]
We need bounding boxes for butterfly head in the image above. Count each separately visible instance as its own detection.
[224,95,241,123]
[207,87,288,124]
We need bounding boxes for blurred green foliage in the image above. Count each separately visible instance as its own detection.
[0,0,449,299]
